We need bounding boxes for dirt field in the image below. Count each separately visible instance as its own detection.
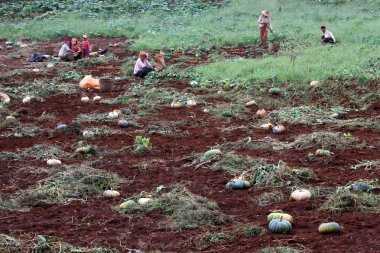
[0,38,379,252]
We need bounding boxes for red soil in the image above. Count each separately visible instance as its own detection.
[0,38,379,253]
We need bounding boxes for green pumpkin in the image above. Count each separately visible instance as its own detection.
[203,149,222,159]
[269,87,281,95]
[267,213,294,223]
[268,218,292,233]
[318,222,341,234]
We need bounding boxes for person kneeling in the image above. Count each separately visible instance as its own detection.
[58,39,74,61]
[134,51,154,78]
[321,25,336,44]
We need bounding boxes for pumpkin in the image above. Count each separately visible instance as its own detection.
[22,96,31,103]
[46,159,62,166]
[93,95,102,101]
[56,124,67,130]
[103,190,120,198]
[267,212,294,223]
[113,109,122,115]
[203,149,222,159]
[290,189,312,201]
[269,87,281,95]
[118,120,130,128]
[0,92,11,103]
[245,100,257,106]
[190,80,198,86]
[268,218,292,233]
[351,181,370,192]
[83,130,94,139]
[226,180,250,190]
[81,96,90,102]
[171,101,182,108]
[138,197,152,206]
[108,111,119,119]
[256,109,266,118]
[315,149,333,156]
[203,108,210,113]
[75,146,92,154]
[273,125,285,134]
[47,63,54,68]
[32,69,40,72]
[5,116,16,122]
[187,100,197,106]
[318,222,341,234]
[309,81,320,88]
[261,123,273,130]
[119,200,137,209]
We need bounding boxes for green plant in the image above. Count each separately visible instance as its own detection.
[134,135,151,152]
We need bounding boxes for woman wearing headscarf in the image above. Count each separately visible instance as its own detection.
[258,10,273,47]
[71,38,82,60]
[134,51,154,78]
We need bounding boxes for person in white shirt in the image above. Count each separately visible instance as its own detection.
[134,51,154,78]
[321,25,336,44]
[58,40,74,61]
[258,10,273,47]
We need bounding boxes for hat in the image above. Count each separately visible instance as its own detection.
[320,25,326,29]
[261,10,270,17]
[82,34,88,39]
[139,51,148,58]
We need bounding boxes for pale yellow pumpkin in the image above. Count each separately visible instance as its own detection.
[256,109,266,118]
[103,190,120,198]
[290,189,312,201]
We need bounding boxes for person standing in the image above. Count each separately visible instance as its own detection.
[320,25,336,44]
[134,51,154,78]
[82,34,91,58]
[258,10,273,47]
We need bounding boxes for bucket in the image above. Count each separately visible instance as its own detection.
[99,78,113,92]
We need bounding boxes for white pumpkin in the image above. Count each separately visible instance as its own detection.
[32,69,40,72]
[309,81,320,88]
[83,130,94,139]
[203,108,210,113]
[5,115,16,122]
[187,100,197,106]
[290,189,312,201]
[138,197,152,206]
[108,111,119,119]
[93,95,101,101]
[47,159,62,166]
[273,125,285,134]
[22,96,31,103]
[47,63,54,68]
[81,96,90,102]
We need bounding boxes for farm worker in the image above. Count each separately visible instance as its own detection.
[58,39,74,61]
[134,51,154,78]
[258,10,273,47]
[82,34,91,58]
[320,25,336,43]
[71,38,82,60]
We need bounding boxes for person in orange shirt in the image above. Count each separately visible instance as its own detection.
[82,35,90,58]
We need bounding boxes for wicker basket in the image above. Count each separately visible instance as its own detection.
[99,78,113,92]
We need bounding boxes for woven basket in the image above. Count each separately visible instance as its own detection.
[99,78,113,92]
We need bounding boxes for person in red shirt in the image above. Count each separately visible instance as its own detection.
[82,35,90,58]
[71,38,82,60]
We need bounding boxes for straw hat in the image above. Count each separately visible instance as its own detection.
[261,10,270,17]
[82,34,88,39]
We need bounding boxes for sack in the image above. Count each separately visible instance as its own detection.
[154,51,166,71]
[79,75,100,89]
